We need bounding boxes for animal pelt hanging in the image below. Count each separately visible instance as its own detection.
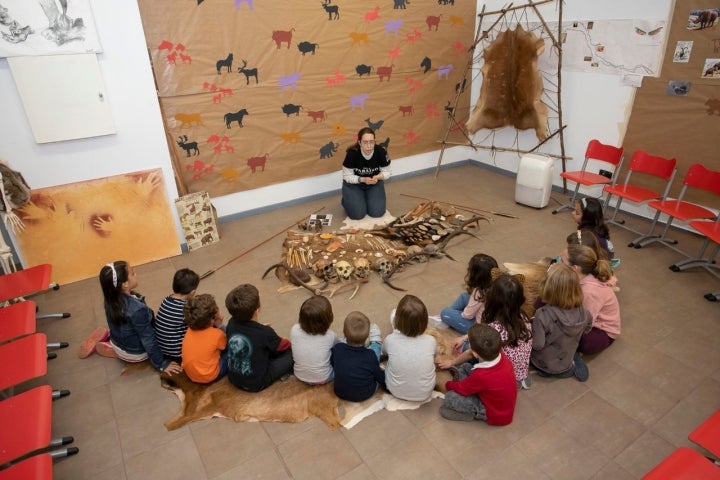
[466,25,549,141]
[0,161,31,213]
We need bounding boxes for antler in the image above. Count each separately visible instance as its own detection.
[262,262,324,295]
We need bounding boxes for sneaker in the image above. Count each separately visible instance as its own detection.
[518,376,532,390]
[439,406,474,422]
[427,314,445,329]
[368,323,382,344]
[95,341,118,359]
[77,327,109,359]
[573,353,589,382]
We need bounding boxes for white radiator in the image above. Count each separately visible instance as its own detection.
[515,154,554,208]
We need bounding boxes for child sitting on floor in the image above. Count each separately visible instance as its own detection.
[439,253,498,334]
[291,295,339,385]
[225,284,293,392]
[531,263,592,382]
[331,311,385,402]
[441,323,517,425]
[385,295,437,402]
[156,268,200,363]
[181,293,228,384]
[439,273,533,390]
[572,197,615,261]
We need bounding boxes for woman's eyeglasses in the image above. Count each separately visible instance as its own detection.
[360,140,375,145]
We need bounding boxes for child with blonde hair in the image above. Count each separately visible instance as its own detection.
[291,295,339,385]
[384,295,437,402]
[531,263,592,381]
[182,293,227,384]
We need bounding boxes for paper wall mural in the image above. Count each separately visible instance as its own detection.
[14,169,180,284]
[137,0,475,198]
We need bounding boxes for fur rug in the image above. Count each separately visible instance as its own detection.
[340,210,396,231]
[160,327,458,431]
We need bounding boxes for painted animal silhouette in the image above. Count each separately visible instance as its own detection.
[426,15,441,31]
[247,154,269,173]
[238,60,259,84]
[356,64,373,77]
[298,42,319,55]
[224,109,249,128]
[322,1,339,20]
[365,118,384,131]
[282,104,303,117]
[272,29,294,49]
[308,110,328,122]
[176,135,199,157]
[216,53,234,74]
[420,56,431,73]
[319,142,339,159]
[377,65,393,81]
[175,113,203,128]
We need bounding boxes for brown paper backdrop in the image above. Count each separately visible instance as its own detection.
[623,0,720,207]
[137,0,475,197]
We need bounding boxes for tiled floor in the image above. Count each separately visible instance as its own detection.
[19,164,720,479]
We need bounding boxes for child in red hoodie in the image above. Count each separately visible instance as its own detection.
[440,323,517,425]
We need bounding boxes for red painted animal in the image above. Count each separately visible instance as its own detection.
[247,154,269,173]
[272,29,294,49]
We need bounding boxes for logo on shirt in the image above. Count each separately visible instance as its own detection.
[227,334,253,376]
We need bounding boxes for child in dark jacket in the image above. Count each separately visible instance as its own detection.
[225,284,293,392]
[331,311,385,402]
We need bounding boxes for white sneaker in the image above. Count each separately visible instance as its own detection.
[369,323,382,344]
[427,314,447,329]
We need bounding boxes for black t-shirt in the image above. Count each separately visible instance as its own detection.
[342,146,390,179]
[226,317,282,391]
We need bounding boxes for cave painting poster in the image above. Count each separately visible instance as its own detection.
[14,169,181,285]
[137,0,475,198]
[0,0,102,57]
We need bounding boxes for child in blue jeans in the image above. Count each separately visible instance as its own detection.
[440,253,498,334]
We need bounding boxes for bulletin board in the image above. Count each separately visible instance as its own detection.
[136,0,475,198]
[622,0,720,206]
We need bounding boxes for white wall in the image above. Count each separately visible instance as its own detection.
[0,0,673,245]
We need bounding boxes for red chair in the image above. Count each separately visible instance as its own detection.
[670,216,720,301]
[0,300,36,344]
[630,164,720,251]
[0,333,69,398]
[642,447,720,479]
[0,264,70,319]
[0,454,53,480]
[0,386,77,468]
[552,139,625,214]
[604,150,677,233]
[689,409,720,459]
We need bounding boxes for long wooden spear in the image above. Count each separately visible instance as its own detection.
[400,193,518,219]
[200,206,325,279]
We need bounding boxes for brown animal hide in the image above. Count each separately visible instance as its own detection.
[466,26,548,140]
[501,259,552,318]
[161,373,342,430]
[161,329,460,431]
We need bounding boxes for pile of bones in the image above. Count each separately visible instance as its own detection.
[263,202,489,299]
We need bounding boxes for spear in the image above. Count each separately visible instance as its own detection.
[399,193,518,219]
[200,206,325,279]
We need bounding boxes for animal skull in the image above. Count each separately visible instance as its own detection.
[324,261,339,283]
[353,257,370,278]
[374,256,392,277]
[313,258,330,279]
[335,260,354,280]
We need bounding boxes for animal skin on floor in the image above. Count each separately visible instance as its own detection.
[466,25,548,141]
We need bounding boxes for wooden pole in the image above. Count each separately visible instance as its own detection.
[200,206,325,279]
[400,193,519,219]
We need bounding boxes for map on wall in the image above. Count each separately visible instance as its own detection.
[530,19,667,77]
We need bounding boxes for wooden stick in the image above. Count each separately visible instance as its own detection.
[200,206,325,279]
[400,193,519,219]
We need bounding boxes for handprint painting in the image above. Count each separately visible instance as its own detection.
[15,169,181,284]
